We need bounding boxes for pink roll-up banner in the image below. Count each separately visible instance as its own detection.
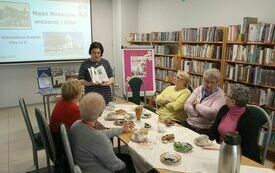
[122,46,155,96]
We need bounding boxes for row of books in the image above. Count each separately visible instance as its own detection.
[155,69,176,83]
[129,33,150,41]
[156,80,172,92]
[152,31,179,41]
[224,82,275,108]
[181,44,222,59]
[155,56,177,69]
[181,60,219,74]
[154,45,170,54]
[248,23,275,43]
[190,75,203,89]
[181,27,224,42]
[225,64,275,86]
[228,17,275,43]
[226,45,275,65]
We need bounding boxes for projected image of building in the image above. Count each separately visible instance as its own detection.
[43,32,84,56]
[0,2,31,29]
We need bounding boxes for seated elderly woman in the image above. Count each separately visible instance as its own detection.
[183,68,226,135]
[210,84,266,163]
[70,92,135,173]
[156,70,191,122]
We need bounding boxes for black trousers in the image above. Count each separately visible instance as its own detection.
[115,153,136,173]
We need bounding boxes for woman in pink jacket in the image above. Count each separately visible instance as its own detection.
[183,68,226,136]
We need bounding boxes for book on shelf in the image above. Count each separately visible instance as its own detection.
[224,82,275,108]
[242,17,258,42]
[37,67,53,89]
[88,65,109,84]
[152,31,178,41]
[52,67,66,88]
[181,27,223,42]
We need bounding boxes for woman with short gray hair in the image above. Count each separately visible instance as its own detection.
[209,84,265,163]
[183,68,226,135]
[70,92,135,173]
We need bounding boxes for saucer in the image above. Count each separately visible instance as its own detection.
[130,134,148,142]
[194,138,212,147]
[142,113,151,119]
[160,152,181,165]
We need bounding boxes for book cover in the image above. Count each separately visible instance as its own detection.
[88,65,109,84]
[37,67,53,89]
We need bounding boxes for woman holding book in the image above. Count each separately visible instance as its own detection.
[183,68,226,136]
[79,41,114,104]
[156,70,191,123]
[209,84,265,163]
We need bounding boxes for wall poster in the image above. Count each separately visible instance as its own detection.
[122,46,155,96]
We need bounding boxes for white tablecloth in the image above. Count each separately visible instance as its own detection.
[98,104,274,173]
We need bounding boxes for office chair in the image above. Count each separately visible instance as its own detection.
[60,124,82,173]
[35,107,56,173]
[19,97,44,172]
[246,104,272,165]
[126,77,146,105]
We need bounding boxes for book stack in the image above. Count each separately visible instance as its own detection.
[181,27,223,42]
[154,45,170,54]
[182,44,222,59]
[129,33,150,42]
[152,31,179,41]
[155,56,177,69]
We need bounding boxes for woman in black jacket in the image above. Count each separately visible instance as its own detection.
[209,84,267,163]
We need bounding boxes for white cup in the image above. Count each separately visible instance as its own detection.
[108,102,116,111]
[197,135,209,146]
[158,123,166,133]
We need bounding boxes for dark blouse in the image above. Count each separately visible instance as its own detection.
[209,105,267,163]
[79,58,113,104]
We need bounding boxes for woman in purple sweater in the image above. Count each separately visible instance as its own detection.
[183,68,226,136]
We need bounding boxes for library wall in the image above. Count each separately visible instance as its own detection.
[138,0,275,32]
[0,0,114,108]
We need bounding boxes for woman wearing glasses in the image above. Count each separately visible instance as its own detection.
[156,70,191,123]
[183,68,226,135]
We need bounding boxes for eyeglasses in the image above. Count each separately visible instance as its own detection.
[175,76,183,80]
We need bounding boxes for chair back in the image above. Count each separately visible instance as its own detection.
[60,124,82,173]
[35,107,56,162]
[19,97,39,147]
[126,77,146,105]
[246,104,272,165]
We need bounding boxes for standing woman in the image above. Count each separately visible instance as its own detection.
[79,42,114,105]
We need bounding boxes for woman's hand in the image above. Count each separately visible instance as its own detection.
[101,81,113,86]
[122,121,135,133]
[192,100,199,108]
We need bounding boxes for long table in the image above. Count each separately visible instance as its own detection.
[98,103,264,173]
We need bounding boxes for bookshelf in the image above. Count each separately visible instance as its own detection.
[224,20,275,155]
[128,18,275,156]
[180,27,226,89]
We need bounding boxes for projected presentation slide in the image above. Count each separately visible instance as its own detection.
[0,0,92,63]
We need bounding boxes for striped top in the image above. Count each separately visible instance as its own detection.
[78,58,113,104]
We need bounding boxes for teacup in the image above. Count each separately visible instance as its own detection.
[109,102,116,110]
[158,123,166,133]
[197,135,209,146]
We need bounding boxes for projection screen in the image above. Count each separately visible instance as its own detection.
[0,0,92,64]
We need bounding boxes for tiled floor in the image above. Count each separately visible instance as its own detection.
[0,98,274,172]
